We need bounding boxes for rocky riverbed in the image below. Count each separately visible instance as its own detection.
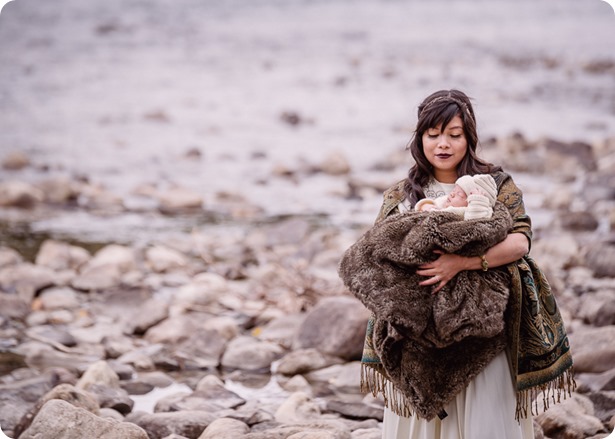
[1,0,615,438]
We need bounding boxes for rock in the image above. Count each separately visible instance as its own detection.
[576,290,615,326]
[0,263,56,302]
[12,383,100,437]
[530,234,581,271]
[38,286,81,310]
[17,342,103,373]
[76,361,120,390]
[318,151,351,176]
[281,374,313,396]
[305,362,362,394]
[275,348,343,376]
[35,240,91,271]
[26,325,77,347]
[560,211,600,231]
[126,410,216,439]
[0,293,30,320]
[350,428,382,439]
[198,418,249,439]
[87,244,138,272]
[0,373,57,435]
[536,393,605,439]
[275,392,321,424]
[146,245,189,273]
[19,399,148,439]
[86,383,135,414]
[576,369,615,393]
[174,328,229,369]
[103,335,137,359]
[100,407,124,421]
[71,263,123,290]
[245,420,351,439]
[194,375,246,409]
[172,272,229,310]
[588,391,615,424]
[38,176,80,204]
[569,325,615,373]
[78,183,124,210]
[221,336,284,372]
[293,296,370,361]
[0,180,44,208]
[257,313,307,349]
[0,246,22,269]
[2,151,30,170]
[158,187,203,214]
[585,242,615,278]
[326,400,384,421]
[542,138,597,173]
[144,315,199,345]
[126,298,169,335]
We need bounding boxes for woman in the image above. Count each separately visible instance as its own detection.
[346,90,574,439]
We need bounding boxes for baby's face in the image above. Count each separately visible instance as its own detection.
[444,185,468,207]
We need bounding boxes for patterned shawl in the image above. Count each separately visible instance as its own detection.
[353,171,575,420]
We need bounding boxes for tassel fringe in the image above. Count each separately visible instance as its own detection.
[362,363,577,423]
[514,367,577,421]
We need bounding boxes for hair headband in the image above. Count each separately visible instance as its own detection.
[420,95,475,123]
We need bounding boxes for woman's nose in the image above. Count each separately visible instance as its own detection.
[437,136,450,148]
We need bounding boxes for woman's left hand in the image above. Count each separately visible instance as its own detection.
[417,250,467,294]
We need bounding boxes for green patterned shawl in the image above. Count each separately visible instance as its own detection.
[359,171,575,420]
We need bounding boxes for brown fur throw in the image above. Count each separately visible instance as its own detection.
[339,202,514,420]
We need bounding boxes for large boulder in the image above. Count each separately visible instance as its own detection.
[126,410,216,439]
[35,240,91,271]
[293,296,370,360]
[221,336,284,372]
[19,399,148,439]
[568,325,615,373]
[536,393,605,439]
[198,418,249,439]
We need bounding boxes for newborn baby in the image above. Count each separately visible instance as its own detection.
[415,174,497,220]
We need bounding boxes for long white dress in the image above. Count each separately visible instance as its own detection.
[387,180,535,439]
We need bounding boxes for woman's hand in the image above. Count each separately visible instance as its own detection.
[417,250,470,294]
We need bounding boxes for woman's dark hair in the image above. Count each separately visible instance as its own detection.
[403,89,501,206]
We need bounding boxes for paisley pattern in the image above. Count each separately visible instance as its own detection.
[361,171,574,419]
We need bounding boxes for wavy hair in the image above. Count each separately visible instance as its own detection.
[403,89,501,206]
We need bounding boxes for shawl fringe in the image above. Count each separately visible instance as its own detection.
[362,362,577,423]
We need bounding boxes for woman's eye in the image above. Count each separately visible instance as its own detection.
[451,134,462,139]
[427,134,438,139]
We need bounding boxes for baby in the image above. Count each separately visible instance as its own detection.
[415,174,497,220]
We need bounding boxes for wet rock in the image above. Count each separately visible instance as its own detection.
[157,187,203,214]
[585,242,615,278]
[0,246,22,269]
[275,348,343,376]
[293,296,370,361]
[35,239,91,271]
[19,399,148,439]
[568,325,615,373]
[146,245,189,273]
[221,336,284,372]
[126,298,169,335]
[275,392,321,424]
[536,393,605,439]
[126,410,216,439]
[2,150,30,170]
[12,383,100,437]
[0,180,44,208]
[0,263,56,302]
[198,417,250,439]
[38,286,81,310]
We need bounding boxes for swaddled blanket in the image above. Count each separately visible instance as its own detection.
[339,203,513,420]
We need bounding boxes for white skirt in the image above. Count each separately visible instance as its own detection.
[381,352,535,439]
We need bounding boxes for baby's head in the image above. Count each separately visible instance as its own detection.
[444,174,497,208]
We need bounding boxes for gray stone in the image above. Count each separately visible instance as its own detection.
[0,263,56,302]
[198,417,250,439]
[350,428,382,439]
[77,360,120,390]
[127,298,169,335]
[19,399,148,439]
[38,286,81,310]
[71,263,123,290]
[2,150,30,170]
[276,348,343,376]
[588,391,615,424]
[275,392,321,424]
[126,410,216,439]
[536,393,605,439]
[146,245,189,273]
[560,211,599,231]
[193,375,246,409]
[245,420,352,439]
[293,296,370,361]
[38,175,80,204]
[145,315,200,345]
[0,180,44,208]
[174,328,229,369]
[0,293,29,320]
[326,400,384,421]
[0,246,23,269]
[35,240,91,271]
[257,313,307,349]
[569,325,615,373]
[221,336,284,372]
[585,242,615,278]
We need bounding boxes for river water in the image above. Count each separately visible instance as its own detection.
[0,0,614,244]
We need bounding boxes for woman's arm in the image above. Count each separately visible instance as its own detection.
[417,232,529,293]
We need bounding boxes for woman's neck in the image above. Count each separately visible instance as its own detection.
[434,170,458,184]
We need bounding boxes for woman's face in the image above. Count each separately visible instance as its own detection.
[421,115,468,182]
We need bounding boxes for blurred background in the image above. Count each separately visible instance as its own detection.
[1,0,615,438]
[1,0,614,243]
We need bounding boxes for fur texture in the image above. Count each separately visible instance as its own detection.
[339,202,514,420]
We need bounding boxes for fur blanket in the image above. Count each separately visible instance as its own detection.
[339,203,514,420]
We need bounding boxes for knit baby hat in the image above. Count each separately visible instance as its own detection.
[455,174,497,206]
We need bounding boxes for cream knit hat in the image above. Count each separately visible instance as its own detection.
[455,174,497,206]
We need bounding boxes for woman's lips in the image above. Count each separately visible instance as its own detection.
[436,154,452,159]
